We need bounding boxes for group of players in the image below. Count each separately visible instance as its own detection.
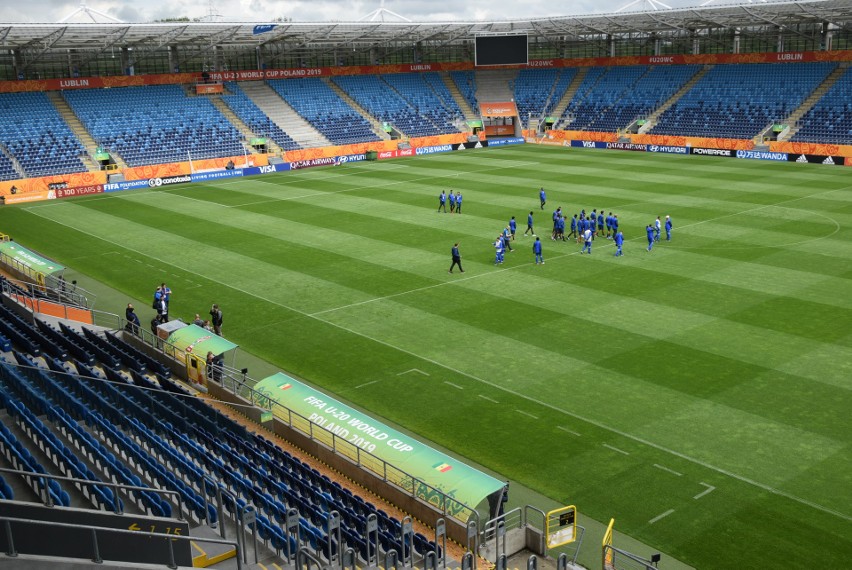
[443,187,674,269]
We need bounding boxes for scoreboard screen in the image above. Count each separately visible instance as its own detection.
[475,35,528,66]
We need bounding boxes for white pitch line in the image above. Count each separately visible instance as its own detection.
[602,443,630,456]
[648,509,675,525]
[354,380,379,389]
[444,382,464,390]
[693,483,716,500]
[308,183,852,318]
[223,160,540,209]
[397,368,429,377]
[478,395,499,404]
[515,409,539,420]
[556,426,581,436]
[23,187,852,525]
[653,464,683,477]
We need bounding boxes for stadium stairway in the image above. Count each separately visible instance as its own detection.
[0,143,24,180]
[45,91,102,173]
[208,96,283,157]
[475,69,517,104]
[550,68,589,129]
[776,64,848,142]
[239,81,331,149]
[638,64,713,134]
[324,78,393,141]
[441,71,478,120]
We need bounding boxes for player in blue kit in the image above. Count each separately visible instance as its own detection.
[502,226,513,252]
[555,214,566,241]
[539,188,546,210]
[580,228,593,254]
[597,211,605,237]
[646,224,655,251]
[614,230,624,256]
[524,211,535,237]
[448,191,456,213]
[438,190,447,212]
[455,192,463,213]
[654,216,662,242]
[665,215,673,241]
[569,214,578,239]
[494,235,504,264]
[509,216,517,240]
[611,214,618,238]
[533,237,544,264]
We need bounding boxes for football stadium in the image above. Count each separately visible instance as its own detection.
[0,1,850,569]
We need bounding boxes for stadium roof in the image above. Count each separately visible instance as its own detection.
[0,0,849,53]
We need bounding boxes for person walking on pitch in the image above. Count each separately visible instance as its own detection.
[614,230,624,256]
[448,191,456,213]
[449,242,464,273]
[524,211,535,236]
[646,224,655,251]
[539,187,546,210]
[494,235,505,265]
[438,190,447,213]
[665,215,673,241]
[654,216,662,242]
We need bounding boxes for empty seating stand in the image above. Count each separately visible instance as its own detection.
[332,74,455,137]
[221,82,302,151]
[63,85,245,167]
[267,78,380,146]
[0,92,87,178]
[652,62,836,139]
[450,71,478,113]
[792,67,852,144]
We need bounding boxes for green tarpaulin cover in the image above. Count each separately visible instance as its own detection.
[254,373,504,520]
[0,242,64,275]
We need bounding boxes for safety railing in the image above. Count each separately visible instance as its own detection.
[215,371,482,528]
[0,515,241,570]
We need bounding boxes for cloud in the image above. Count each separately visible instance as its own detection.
[0,0,707,23]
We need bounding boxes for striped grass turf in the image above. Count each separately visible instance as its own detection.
[3,145,851,569]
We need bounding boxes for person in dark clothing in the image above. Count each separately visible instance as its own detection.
[156,296,168,323]
[206,351,223,383]
[210,304,223,336]
[125,303,141,335]
[449,242,464,274]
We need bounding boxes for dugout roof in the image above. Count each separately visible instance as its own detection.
[0,0,850,55]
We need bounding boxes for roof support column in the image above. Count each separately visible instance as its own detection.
[168,45,178,73]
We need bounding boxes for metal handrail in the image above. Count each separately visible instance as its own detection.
[0,466,185,517]
[0,515,242,570]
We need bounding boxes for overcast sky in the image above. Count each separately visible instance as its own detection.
[0,0,727,24]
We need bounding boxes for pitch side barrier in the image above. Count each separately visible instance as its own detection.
[569,139,847,166]
[8,141,526,203]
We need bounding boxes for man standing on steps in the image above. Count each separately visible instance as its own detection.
[449,242,464,274]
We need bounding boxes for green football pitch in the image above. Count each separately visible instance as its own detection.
[2,145,851,569]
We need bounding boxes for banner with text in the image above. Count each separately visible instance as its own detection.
[254,373,505,518]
